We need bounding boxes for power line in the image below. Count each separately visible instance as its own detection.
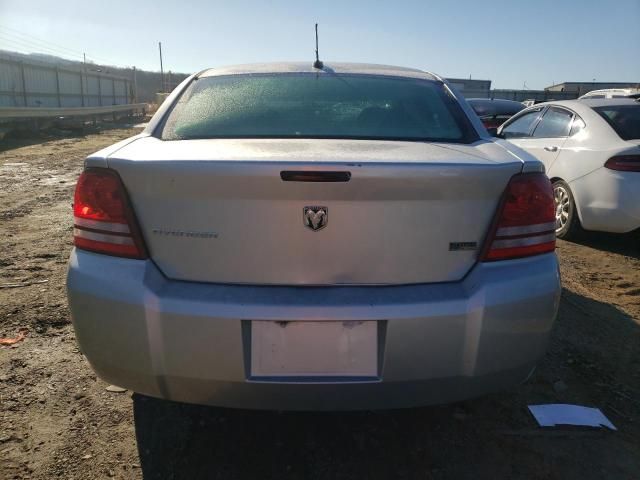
[0,34,84,61]
[0,35,119,72]
[0,25,124,68]
[0,24,85,57]
[0,32,82,59]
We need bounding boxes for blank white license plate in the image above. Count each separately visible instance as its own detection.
[250,321,378,377]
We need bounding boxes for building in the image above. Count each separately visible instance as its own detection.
[445,78,491,98]
[446,78,640,101]
[489,89,576,102]
[545,82,640,96]
[488,81,640,102]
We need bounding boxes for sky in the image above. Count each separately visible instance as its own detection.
[0,0,638,89]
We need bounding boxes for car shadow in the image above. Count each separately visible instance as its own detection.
[133,288,640,480]
[0,120,145,152]
[564,231,639,259]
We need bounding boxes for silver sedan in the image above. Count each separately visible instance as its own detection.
[67,62,561,410]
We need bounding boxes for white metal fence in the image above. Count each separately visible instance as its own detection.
[0,54,132,108]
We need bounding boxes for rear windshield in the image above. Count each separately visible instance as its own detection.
[593,104,640,140]
[160,73,478,143]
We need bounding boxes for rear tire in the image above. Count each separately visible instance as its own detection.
[553,180,582,240]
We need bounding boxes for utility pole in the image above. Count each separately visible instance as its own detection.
[158,42,164,92]
[133,66,138,103]
[80,53,87,107]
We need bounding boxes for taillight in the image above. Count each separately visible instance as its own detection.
[73,168,147,259]
[481,173,556,261]
[605,155,640,172]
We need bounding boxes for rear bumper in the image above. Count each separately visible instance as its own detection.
[572,167,640,233]
[67,250,561,410]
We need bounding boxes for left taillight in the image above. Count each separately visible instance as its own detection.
[605,155,640,172]
[73,168,147,259]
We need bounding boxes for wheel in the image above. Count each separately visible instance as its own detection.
[553,180,582,240]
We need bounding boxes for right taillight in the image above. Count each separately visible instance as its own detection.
[605,155,640,172]
[481,173,556,262]
[73,168,147,259]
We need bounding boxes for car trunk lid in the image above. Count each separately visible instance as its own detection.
[107,137,523,285]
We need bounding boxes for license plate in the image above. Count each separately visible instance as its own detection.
[250,321,378,378]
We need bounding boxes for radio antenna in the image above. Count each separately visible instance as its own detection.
[313,23,323,69]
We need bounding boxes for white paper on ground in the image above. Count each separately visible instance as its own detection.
[528,404,617,430]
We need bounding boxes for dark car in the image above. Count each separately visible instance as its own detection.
[467,98,525,131]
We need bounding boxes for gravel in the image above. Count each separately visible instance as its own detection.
[1,126,639,479]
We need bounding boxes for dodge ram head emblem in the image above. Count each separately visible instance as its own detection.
[303,206,328,231]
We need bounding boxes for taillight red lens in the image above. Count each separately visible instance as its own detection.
[73,168,147,259]
[481,173,556,261]
[605,155,640,172]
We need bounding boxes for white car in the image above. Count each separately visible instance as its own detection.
[579,88,640,100]
[498,99,640,239]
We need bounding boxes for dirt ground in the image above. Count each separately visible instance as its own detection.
[1,126,639,480]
